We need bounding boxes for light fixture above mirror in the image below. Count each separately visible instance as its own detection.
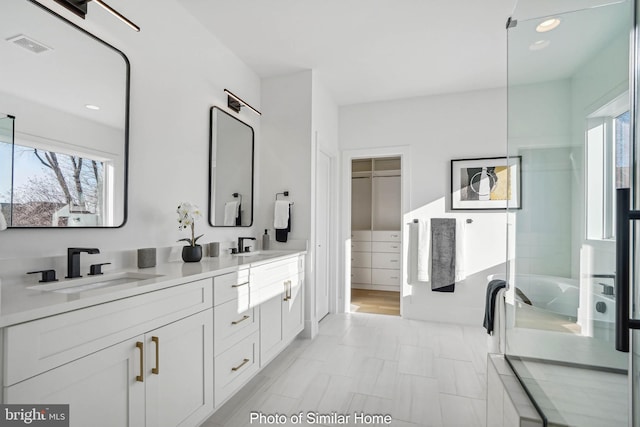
[224,89,262,116]
[53,0,140,32]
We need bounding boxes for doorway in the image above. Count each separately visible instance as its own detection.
[350,157,401,316]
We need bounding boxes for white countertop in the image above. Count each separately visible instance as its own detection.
[0,250,305,328]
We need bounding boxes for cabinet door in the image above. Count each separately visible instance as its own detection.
[259,295,284,366]
[145,309,213,427]
[283,275,304,342]
[4,337,145,427]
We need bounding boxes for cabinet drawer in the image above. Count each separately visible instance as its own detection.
[351,241,372,252]
[371,268,400,286]
[351,230,372,242]
[214,331,259,407]
[250,257,299,290]
[351,252,371,268]
[4,278,213,387]
[351,267,371,284]
[250,256,301,306]
[372,230,401,242]
[371,252,401,269]
[372,241,401,253]
[213,269,249,306]
[214,299,258,356]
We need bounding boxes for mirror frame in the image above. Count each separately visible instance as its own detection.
[5,0,130,229]
[208,106,254,227]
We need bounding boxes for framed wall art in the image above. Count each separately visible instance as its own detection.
[451,156,521,210]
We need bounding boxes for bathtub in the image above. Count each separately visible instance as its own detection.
[489,274,616,326]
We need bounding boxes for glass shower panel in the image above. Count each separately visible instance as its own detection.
[506,0,632,425]
[0,115,15,227]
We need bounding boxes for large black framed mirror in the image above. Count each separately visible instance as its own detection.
[0,0,129,228]
[209,107,254,227]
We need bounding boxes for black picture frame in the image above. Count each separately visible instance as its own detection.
[450,156,522,210]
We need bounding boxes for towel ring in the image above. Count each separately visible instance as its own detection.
[275,191,294,205]
[232,192,243,205]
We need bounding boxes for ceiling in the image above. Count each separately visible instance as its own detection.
[176,0,516,106]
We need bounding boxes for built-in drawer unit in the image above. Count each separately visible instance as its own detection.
[4,278,213,387]
[371,241,401,253]
[371,268,400,286]
[351,230,372,241]
[372,230,401,242]
[214,331,259,407]
[352,251,372,268]
[213,268,250,306]
[351,267,372,284]
[214,299,258,356]
[372,252,401,269]
[351,241,372,252]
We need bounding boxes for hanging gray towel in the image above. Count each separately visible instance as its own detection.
[431,218,456,292]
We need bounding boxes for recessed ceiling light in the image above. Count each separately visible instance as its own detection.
[85,104,100,110]
[529,40,551,51]
[536,18,561,33]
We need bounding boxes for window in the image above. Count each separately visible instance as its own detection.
[586,93,630,240]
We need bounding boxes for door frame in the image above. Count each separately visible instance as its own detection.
[340,146,411,315]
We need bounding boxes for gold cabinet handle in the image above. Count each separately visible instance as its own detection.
[283,280,290,301]
[151,336,159,375]
[231,358,250,372]
[231,315,250,325]
[136,341,144,382]
[232,282,249,288]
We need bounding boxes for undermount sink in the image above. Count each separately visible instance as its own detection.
[231,251,261,257]
[27,272,164,294]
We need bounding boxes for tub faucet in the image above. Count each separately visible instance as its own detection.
[592,274,615,296]
[66,247,100,278]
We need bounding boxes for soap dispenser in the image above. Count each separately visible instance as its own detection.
[263,229,270,250]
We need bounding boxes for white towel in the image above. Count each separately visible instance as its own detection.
[417,219,430,282]
[274,200,290,229]
[455,218,466,281]
[224,201,239,226]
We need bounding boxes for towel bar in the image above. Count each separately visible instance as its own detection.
[275,191,294,205]
[408,218,473,224]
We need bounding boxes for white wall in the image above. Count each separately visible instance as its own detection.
[311,75,340,322]
[340,88,508,325]
[259,70,340,336]
[0,0,261,262]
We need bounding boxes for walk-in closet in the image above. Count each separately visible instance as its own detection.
[350,157,401,316]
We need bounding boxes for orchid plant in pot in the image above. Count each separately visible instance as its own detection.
[177,202,204,262]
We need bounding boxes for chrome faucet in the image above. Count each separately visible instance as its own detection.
[66,247,100,278]
[237,237,256,254]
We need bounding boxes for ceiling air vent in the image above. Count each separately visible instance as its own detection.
[6,34,53,54]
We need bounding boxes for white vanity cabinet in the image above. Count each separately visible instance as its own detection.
[253,255,305,366]
[3,278,214,427]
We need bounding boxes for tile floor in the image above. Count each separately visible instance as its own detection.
[201,312,488,427]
